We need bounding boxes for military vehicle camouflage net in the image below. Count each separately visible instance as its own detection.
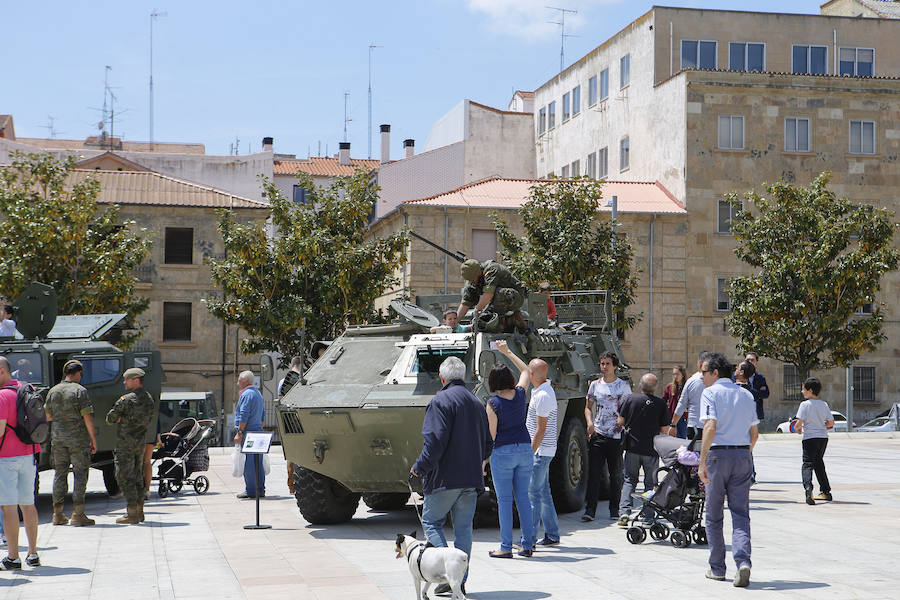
[1,283,162,497]
[275,291,629,525]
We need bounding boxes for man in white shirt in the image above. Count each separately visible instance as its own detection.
[671,351,711,440]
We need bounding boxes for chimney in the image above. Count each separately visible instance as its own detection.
[403,139,415,159]
[262,137,274,152]
[339,142,351,166]
[380,124,391,164]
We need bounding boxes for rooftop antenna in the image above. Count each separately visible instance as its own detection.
[343,91,352,142]
[40,116,61,139]
[547,6,577,73]
[230,135,240,156]
[149,9,167,151]
[368,43,381,159]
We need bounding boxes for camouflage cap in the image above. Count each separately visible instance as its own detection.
[63,359,83,373]
[123,367,145,380]
[460,259,482,281]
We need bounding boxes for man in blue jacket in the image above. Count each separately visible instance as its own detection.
[233,370,266,498]
[411,356,492,595]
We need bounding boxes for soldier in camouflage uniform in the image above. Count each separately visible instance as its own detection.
[45,360,98,526]
[106,368,155,524]
[456,259,529,332]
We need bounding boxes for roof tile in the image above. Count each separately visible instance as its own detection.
[274,156,380,177]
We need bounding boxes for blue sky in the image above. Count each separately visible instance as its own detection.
[3,1,822,158]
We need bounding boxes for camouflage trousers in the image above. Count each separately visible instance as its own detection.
[52,440,92,505]
[115,445,145,505]
[490,287,525,314]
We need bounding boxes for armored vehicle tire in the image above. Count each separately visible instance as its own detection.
[362,492,410,511]
[549,416,589,513]
[293,467,361,524]
[102,464,120,496]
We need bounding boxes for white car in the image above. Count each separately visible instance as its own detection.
[857,416,899,432]
[775,410,856,433]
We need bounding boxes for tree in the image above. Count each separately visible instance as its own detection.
[492,178,641,330]
[726,172,899,380]
[0,152,152,345]
[205,171,407,365]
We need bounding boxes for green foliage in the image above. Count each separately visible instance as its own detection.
[206,171,407,365]
[492,178,641,330]
[0,152,152,346]
[726,172,899,379]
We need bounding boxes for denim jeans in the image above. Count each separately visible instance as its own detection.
[528,454,559,544]
[490,443,535,552]
[619,452,659,515]
[705,448,752,576]
[243,452,266,496]
[422,487,477,583]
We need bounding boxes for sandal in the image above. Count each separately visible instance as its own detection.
[488,549,514,558]
[517,547,534,557]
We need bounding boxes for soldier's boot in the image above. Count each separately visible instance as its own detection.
[510,310,529,333]
[115,505,140,525]
[137,502,145,523]
[52,503,69,526]
[70,504,95,527]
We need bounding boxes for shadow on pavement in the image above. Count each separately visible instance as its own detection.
[25,566,92,577]
[534,545,612,557]
[467,591,551,599]
[751,580,829,591]
[0,578,29,587]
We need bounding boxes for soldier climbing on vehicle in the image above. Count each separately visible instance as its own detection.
[457,259,529,333]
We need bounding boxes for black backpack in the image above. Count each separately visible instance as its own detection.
[279,370,301,398]
[1,382,49,448]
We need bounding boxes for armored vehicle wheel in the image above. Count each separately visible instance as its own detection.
[362,492,410,511]
[649,522,669,541]
[193,476,210,495]
[670,529,690,548]
[293,467,360,524]
[626,526,646,544]
[102,464,120,497]
[550,416,588,513]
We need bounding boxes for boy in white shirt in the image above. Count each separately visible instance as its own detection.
[795,377,834,505]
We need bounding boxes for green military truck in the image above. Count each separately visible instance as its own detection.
[2,283,162,495]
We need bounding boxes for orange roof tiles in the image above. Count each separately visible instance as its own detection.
[67,169,269,209]
[15,137,206,154]
[405,177,686,214]
[274,156,381,177]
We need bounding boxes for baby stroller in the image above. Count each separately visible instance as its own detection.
[624,434,707,548]
[152,417,216,497]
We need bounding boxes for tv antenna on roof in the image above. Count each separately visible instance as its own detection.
[368,43,382,159]
[343,91,352,142]
[40,116,62,139]
[547,6,577,73]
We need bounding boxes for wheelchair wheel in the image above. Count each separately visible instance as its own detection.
[169,480,183,493]
[158,481,169,498]
[670,529,690,548]
[692,526,708,545]
[626,526,646,544]
[193,475,210,495]
[649,522,669,541]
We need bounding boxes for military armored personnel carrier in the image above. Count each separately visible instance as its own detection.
[275,289,629,525]
[1,283,163,495]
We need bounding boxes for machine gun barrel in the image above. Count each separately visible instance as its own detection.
[408,230,467,263]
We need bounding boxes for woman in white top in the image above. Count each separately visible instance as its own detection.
[795,377,834,505]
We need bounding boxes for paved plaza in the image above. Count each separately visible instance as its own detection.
[0,434,897,599]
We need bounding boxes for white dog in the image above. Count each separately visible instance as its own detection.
[395,532,468,600]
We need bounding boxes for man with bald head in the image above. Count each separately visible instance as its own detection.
[615,372,669,525]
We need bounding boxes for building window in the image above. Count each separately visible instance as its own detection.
[572,85,581,115]
[164,227,193,265]
[586,152,596,178]
[717,199,742,234]
[292,185,309,204]
[718,115,745,150]
[163,302,192,342]
[620,54,630,88]
[839,47,874,77]
[729,42,765,72]
[562,92,571,122]
[783,365,803,402]
[471,229,498,261]
[619,137,630,171]
[548,101,556,129]
[598,146,608,178]
[560,164,569,178]
[588,76,597,106]
[785,117,811,152]
[849,120,876,154]
[681,40,717,70]
[716,277,731,311]
[855,303,874,315]
[600,68,609,100]
[571,159,580,177]
[538,107,547,135]
[792,45,828,74]
[853,366,875,403]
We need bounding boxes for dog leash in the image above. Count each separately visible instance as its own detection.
[407,474,432,579]
[408,474,427,531]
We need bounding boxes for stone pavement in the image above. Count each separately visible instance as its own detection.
[0,434,897,599]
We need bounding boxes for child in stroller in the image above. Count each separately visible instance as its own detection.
[152,417,216,496]
[624,434,707,548]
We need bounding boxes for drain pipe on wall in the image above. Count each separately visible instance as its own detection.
[649,214,657,373]
[444,207,449,294]
[400,208,409,295]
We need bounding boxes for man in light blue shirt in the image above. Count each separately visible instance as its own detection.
[671,351,711,440]
[234,370,266,498]
[698,352,759,588]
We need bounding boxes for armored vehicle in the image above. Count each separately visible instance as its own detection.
[275,289,629,525]
[1,283,163,495]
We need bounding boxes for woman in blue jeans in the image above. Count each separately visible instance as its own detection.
[485,362,535,558]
